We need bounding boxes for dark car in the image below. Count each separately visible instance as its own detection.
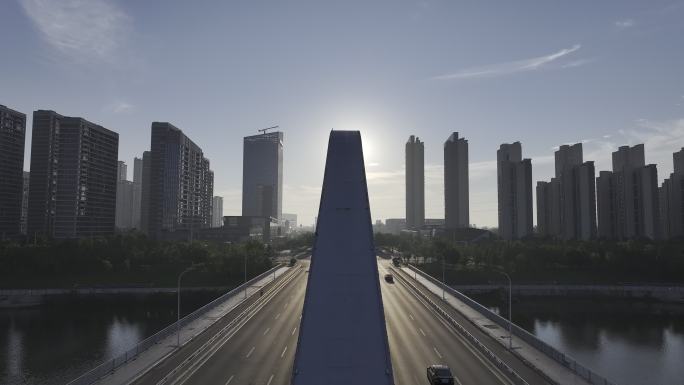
[427,364,454,385]
[384,273,394,283]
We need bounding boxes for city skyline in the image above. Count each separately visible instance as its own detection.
[2,0,684,226]
[6,100,684,232]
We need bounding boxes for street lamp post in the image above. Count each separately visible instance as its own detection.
[177,266,196,347]
[495,270,513,350]
[244,254,248,299]
[442,254,446,300]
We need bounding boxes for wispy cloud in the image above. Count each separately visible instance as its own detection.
[615,19,635,28]
[106,101,134,114]
[562,58,593,68]
[20,0,130,63]
[579,118,684,179]
[433,44,583,80]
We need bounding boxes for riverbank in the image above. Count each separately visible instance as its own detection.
[452,283,684,303]
[0,285,235,308]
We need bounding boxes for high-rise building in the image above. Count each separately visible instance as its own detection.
[0,105,26,238]
[537,143,596,240]
[575,161,597,240]
[405,135,425,230]
[536,178,562,237]
[596,171,617,239]
[242,131,283,221]
[132,157,143,229]
[115,161,135,229]
[27,110,118,238]
[659,148,684,239]
[212,196,223,227]
[444,132,469,229]
[117,160,127,182]
[497,142,533,240]
[146,122,213,238]
[596,144,659,240]
[21,171,29,235]
[140,151,151,235]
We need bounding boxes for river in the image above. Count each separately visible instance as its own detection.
[0,292,219,385]
[470,294,684,385]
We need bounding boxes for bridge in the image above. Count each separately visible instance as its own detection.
[68,131,615,385]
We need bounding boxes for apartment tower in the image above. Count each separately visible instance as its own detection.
[27,110,118,238]
[0,105,26,238]
[497,142,533,240]
[444,132,469,229]
[146,122,213,238]
[405,135,425,230]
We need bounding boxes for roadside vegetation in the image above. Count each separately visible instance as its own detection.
[0,233,275,289]
[375,233,684,284]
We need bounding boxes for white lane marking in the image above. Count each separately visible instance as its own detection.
[263,327,271,336]
[267,374,274,385]
[418,328,426,337]
[156,266,304,385]
[246,346,255,358]
[275,312,281,320]
[291,327,297,336]
[281,345,288,358]
[224,375,234,385]
[284,302,289,309]
[433,346,442,359]
[408,314,415,321]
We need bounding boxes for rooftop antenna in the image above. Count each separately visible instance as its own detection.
[258,125,279,135]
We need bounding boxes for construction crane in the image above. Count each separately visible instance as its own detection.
[258,125,279,134]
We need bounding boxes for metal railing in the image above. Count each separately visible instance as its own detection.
[390,266,529,385]
[406,264,617,385]
[66,264,286,385]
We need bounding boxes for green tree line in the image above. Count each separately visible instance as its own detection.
[375,233,684,284]
[0,233,276,289]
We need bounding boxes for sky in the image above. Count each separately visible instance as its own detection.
[1,0,683,227]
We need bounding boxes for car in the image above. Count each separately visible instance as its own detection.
[384,273,394,283]
[392,256,402,267]
[427,364,454,385]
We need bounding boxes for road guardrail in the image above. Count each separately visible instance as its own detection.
[406,264,617,385]
[67,264,287,385]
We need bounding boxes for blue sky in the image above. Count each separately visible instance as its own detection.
[2,0,683,227]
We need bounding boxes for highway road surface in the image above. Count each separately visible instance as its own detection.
[133,259,549,385]
[379,262,542,385]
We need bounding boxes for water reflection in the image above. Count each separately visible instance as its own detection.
[0,292,218,385]
[472,294,684,385]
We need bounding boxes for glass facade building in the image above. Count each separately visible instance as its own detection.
[242,131,283,221]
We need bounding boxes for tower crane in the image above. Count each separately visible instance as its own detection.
[258,125,279,134]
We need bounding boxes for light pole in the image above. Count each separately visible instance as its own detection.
[442,254,446,300]
[494,270,513,350]
[177,265,196,347]
[244,254,248,299]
